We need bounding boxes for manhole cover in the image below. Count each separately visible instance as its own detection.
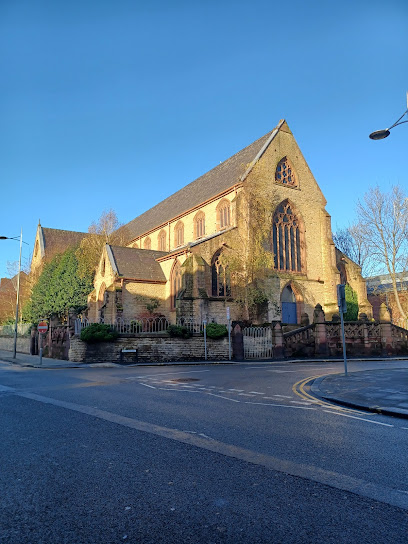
[170,378,200,383]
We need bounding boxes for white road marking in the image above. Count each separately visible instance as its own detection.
[139,383,156,389]
[158,388,200,393]
[245,401,316,410]
[267,370,296,373]
[206,393,240,403]
[238,393,256,397]
[290,400,315,405]
[401,427,408,431]
[131,369,211,379]
[0,384,15,392]
[272,394,293,399]
[248,391,265,395]
[322,410,394,426]
[228,389,244,392]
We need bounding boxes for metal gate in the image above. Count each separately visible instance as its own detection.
[243,327,273,359]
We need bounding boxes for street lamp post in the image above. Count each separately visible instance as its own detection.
[0,230,28,359]
[369,92,408,140]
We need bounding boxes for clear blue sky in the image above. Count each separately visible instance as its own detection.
[1,0,407,277]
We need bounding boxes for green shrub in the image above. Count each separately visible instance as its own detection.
[344,283,359,321]
[205,323,228,339]
[80,323,119,343]
[167,325,192,338]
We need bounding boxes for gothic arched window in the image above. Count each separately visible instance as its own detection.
[174,222,184,247]
[158,230,167,251]
[211,249,231,297]
[194,211,205,239]
[272,201,304,272]
[275,157,297,187]
[217,200,231,230]
[171,260,183,309]
[143,237,151,250]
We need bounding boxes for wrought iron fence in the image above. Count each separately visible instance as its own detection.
[243,326,273,359]
[74,317,206,335]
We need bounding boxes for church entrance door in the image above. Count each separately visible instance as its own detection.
[281,285,297,324]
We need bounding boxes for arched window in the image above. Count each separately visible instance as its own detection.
[174,222,184,247]
[272,201,304,272]
[171,260,183,310]
[217,200,231,230]
[211,249,231,297]
[101,257,105,277]
[158,230,167,251]
[194,212,205,239]
[132,242,139,248]
[275,157,297,187]
[143,237,151,250]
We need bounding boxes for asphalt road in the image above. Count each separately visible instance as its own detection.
[1,359,407,543]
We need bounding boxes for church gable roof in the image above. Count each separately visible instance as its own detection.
[121,122,285,241]
[41,227,88,259]
[108,245,167,282]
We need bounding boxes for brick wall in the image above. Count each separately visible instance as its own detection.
[69,335,229,363]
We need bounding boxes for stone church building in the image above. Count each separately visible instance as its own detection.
[31,119,372,326]
[87,120,371,325]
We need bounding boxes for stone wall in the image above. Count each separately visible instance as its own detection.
[69,335,229,363]
[0,335,31,354]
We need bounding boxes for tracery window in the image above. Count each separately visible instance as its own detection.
[143,237,151,250]
[211,249,231,297]
[171,260,183,309]
[174,222,184,247]
[217,200,231,230]
[272,201,303,272]
[158,230,167,251]
[194,212,205,239]
[275,157,297,187]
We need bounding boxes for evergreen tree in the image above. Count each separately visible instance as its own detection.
[344,283,359,321]
[25,248,93,322]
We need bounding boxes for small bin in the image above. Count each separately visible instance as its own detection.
[119,348,138,364]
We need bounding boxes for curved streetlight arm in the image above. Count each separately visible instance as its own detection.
[369,93,408,140]
[387,108,408,131]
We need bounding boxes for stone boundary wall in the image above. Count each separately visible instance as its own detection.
[0,336,31,354]
[69,335,229,363]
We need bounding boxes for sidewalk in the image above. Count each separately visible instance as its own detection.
[312,368,408,419]
[0,349,235,369]
[0,349,82,368]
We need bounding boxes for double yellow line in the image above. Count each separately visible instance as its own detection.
[292,375,367,415]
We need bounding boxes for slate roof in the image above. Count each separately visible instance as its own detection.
[108,245,167,282]
[366,273,408,294]
[120,123,284,241]
[41,227,88,260]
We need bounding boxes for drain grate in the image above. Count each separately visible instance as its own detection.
[170,378,200,383]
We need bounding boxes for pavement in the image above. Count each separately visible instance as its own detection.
[1,349,408,420]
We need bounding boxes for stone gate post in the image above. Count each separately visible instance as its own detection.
[313,304,328,356]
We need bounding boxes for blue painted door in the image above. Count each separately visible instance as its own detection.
[282,302,297,324]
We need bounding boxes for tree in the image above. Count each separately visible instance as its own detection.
[76,209,128,278]
[343,284,359,321]
[221,161,279,321]
[357,185,408,322]
[333,224,372,277]
[24,248,94,322]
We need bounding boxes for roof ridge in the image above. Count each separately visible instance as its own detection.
[120,122,285,241]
